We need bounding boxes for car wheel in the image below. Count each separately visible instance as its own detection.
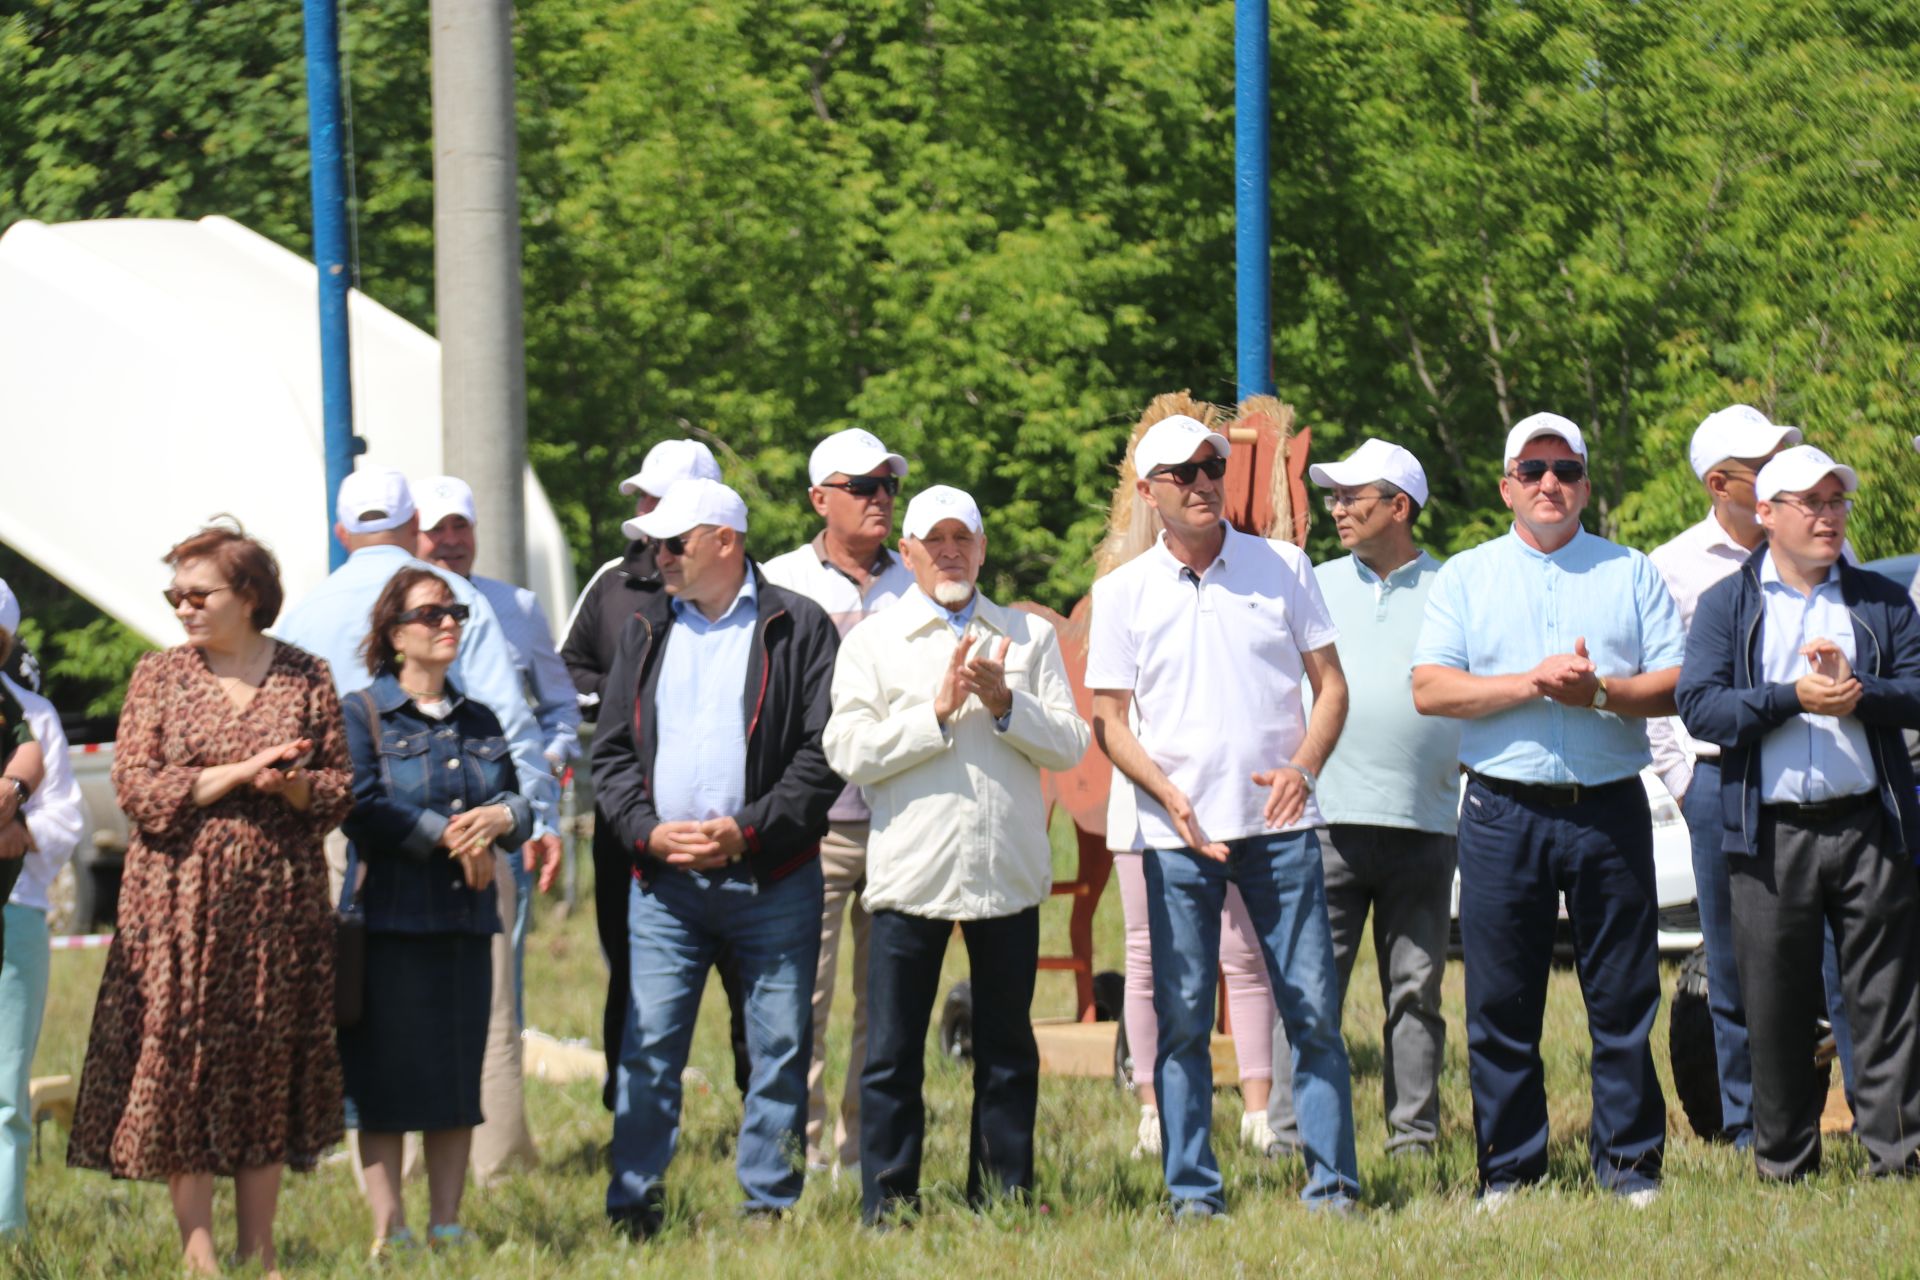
[938,981,973,1061]
[1669,944,1726,1140]
[1091,969,1124,1023]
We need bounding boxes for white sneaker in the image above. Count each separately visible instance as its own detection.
[1133,1104,1162,1159]
[1623,1187,1659,1210]
[1240,1109,1275,1153]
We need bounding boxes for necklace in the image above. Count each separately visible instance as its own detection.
[399,681,445,700]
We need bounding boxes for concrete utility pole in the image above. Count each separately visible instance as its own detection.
[431,0,528,583]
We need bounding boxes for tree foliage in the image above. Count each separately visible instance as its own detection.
[4,0,1919,714]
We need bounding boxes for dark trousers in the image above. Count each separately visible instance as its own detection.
[0,855,18,961]
[593,812,750,1101]
[1457,776,1665,1193]
[860,906,1039,1222]
[1731,801,1920,1180]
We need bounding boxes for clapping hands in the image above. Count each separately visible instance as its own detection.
[933,636,1014,725]
[1795,638,1862,717]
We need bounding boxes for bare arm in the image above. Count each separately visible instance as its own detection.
[1091,688,1225,860]
[1411,664,1540,720]
[1252,643,1347,830]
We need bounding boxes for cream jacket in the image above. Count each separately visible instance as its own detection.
[824,590,1091,920]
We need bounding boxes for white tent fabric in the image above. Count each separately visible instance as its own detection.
[0,215,575,646]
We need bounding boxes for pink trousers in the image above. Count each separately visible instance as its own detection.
[1114,851,1275,1088]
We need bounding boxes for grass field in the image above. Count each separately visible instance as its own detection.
[6,829,1915,1279]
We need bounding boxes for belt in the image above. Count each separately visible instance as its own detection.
[1462,768,1635,809]
[1760,792,1876,823]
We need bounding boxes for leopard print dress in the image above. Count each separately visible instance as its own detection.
[68,643,353,1179]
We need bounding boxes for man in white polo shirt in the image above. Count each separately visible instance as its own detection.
[824,485,1089,1224]
[1646,406,1801,1151]
[1268,439,1462,1160]
[1087,415,1360,1219]
[761,427,916,1177]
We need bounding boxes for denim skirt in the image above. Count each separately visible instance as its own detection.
[339,931,492,1132]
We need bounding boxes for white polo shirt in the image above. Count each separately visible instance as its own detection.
[1087,523,1338,848]
[762,533,917,824]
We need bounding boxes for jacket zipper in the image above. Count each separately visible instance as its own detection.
[1847,604,1909,853]
[1739,564,1763,854]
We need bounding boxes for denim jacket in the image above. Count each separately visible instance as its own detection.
[341,673,534,934]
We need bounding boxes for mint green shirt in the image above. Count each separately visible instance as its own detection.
[1313,551,1461,834]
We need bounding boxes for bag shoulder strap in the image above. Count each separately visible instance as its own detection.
[338,686,381,912]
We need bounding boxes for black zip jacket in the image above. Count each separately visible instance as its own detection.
[561,540,662,710]
[1676,546,1920,861]
[590,562,842,886]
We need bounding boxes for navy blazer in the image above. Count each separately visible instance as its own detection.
[341,673,534,933]
[1676,547,1920,861]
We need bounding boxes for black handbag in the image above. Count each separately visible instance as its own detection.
[334,839,366,1028]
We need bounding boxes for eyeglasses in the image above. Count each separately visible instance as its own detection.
[1771,495,1853,519]
[163,585,234,610]
[659,527,714,557]
[1147,457,1229,486]
[1321,491,1385,513]
[396,603,470,628]
[817,475,900,500]
[1508,459,1587,486]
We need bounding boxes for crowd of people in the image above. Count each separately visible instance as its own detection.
[0,409,1913,1268]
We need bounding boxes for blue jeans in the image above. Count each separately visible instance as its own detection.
[1683,759,1753,1146]
[510,853,532,1030]
[1144,831,1359,1210]
[1458,776,1664,1193]
[0,904,49,1235]
[607,860,823,1216]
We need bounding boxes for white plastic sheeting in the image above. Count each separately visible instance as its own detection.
[0,215,574,645]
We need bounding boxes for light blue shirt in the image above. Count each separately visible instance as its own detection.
[473,575,583,765]
[651,572,757,825]
[275,544,558,834]
[1757,557,1876,802]
[1412,526,1686,786]
[1311,551,1462,834]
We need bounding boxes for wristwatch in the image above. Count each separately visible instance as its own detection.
[3,776,28,807]
[1589,676,1610,710]
[1280,762,1317,794]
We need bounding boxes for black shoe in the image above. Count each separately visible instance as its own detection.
[608,1199,664,1242]
[602,1074,617,1113]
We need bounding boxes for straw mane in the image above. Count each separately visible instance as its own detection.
[1235,394,1300,545]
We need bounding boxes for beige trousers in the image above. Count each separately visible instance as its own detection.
[806,823,870,1170]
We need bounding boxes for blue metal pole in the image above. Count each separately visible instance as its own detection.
[1234,0,1273,400]
[301,0,359,569]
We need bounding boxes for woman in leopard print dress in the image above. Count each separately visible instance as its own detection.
[68,526,351,1278]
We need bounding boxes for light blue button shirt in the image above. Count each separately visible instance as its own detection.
[473,575,584,764]
[275,544,558,833]
[1756,558,1877,802]
[1311,551,1462,834]
[1412,526,1686,786]
[651,573,757,825]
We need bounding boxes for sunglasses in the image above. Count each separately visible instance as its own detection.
[1148,456,1229,486]
[817,475,901,499]
[397,603,470,628]
[1508,459,1587,486]
[163,585,234,610]
[660,530,707,556]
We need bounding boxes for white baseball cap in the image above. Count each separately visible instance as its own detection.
[415,475,478,531]
[335,468,417,534]
[624,478,749,541]
[901,485,984,541]
[620,439,723,498]
[809,428,909,487]
[1503,413,1587,466]
[1134,415,1231,476]
[1687,405,1802,480]
[1308,437,1430,508]
[0,579,18,636]
[1754,445,1858,502]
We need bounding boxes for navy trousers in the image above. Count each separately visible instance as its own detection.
[1457,775,1665,1193]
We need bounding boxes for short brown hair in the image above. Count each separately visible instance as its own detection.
[163,520,284,631]
[361,568,453,675]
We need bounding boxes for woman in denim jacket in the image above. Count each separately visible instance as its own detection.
[339,567,532,1258]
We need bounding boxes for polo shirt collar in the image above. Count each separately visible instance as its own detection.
[1348,548,1433,586]
[810,531,897,583]
[1149,520,1234,579]
[670,569,757,624]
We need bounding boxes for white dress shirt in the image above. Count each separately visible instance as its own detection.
[1756,557,1876,802]
[824,589,1089,921]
